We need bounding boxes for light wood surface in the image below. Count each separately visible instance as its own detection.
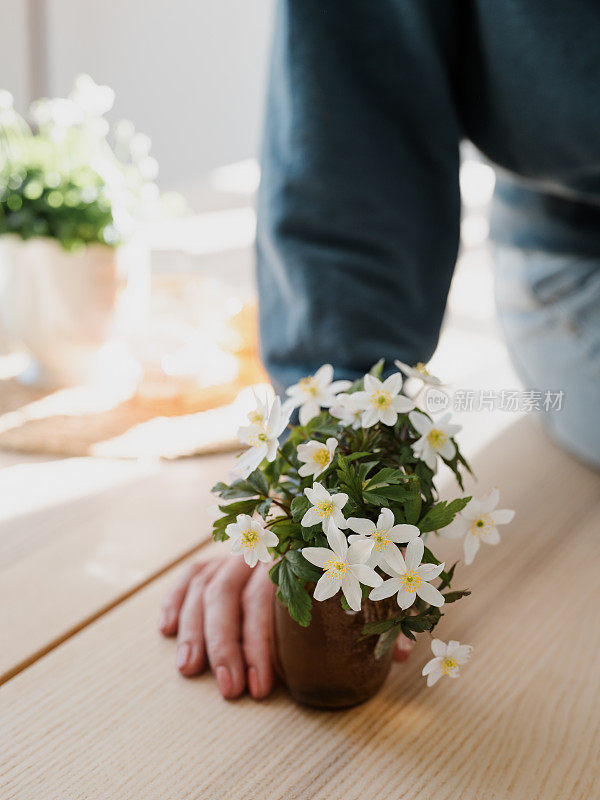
[0,453,230,683]
[2,417,599,800]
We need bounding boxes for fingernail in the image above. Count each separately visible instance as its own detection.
[216,666,232,697]
[248,667,259,698]
[158,609,171,631]
[177,643,191,670]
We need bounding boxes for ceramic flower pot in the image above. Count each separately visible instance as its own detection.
[0,235,149,387]
[273,592,398,709]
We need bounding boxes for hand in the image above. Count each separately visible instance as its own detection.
[159,557,275,699]
[159,556,414,700]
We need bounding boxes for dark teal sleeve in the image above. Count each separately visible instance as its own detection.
[256,0,461,390]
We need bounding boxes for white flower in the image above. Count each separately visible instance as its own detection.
[440,488,515,565]
[353,373,414,428]
[226,514,278,567]
[233,396,291,479]
[347,507,420,572]
[409,411,462,471]
[245,390,270,427]
[329,392,364,429]
[302,537,382,612]
[70,74,115,116]
[30,97,83,129]
[301,482,349,546]
[394,359,442,386]
[422,639,473,687]
[0,90,13,110]
[369,537,445,610]
[297,437,338,478]
[286,364,352,426]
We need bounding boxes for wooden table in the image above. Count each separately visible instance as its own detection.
[2,417,599,800]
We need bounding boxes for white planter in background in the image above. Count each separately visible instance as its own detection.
[0,235,149,388]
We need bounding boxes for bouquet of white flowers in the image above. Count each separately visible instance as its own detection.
[211,359,514,702]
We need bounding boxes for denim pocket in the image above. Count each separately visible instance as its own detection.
[517,251,600,361]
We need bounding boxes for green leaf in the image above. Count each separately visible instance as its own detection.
[399,626,416,642]
[257,498,272,519]
[369,358,385,379]
[345,451,373,462]
[438,561,457,591]
[374,628,400,660]
[421,546,441,566]
[211,479,261,500]
[404,495,422,525]
[374,484,419,502]
[262,458,280,486]
[418,496,471,533]
[269,519,302,539]
[401,611,440,633]
[442,589,471,603]
[304,411,330,436]
[336,455,364,508]
[211,513,237,541]
[246,468,269,496]
[276,559,312,627]
[291,495,310,522]
[362,615,403,636]
[361,491,389,507]
[217,498,261,516]
[285,549,322,583]
[269,560,282,585]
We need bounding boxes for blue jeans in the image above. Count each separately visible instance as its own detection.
[494,246,600,469]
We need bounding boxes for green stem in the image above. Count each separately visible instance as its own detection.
[277,447,297,470]
[270,497,292,517]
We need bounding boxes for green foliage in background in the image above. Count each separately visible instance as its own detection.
[0,76,171,253]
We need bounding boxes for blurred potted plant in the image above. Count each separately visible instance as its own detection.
[0,76,164,386]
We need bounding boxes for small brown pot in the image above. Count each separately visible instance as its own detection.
[273,592,398,709]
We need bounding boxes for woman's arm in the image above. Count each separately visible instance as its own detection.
[257,0,462,390]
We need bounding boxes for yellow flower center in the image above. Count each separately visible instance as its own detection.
[239,529,259,550]
[399,569,422,591]
[324,556,350,583]
[315,500,334,518]
[313,448,331,467]
[441,657,457,675]
[248,410,264,424]
[470,513,494,538]
[415,362,431,376]
[427,428,448,450]
[247,429,269,448]
[371,530,389,552]
[299,376,318,397]
[370,390,392,409]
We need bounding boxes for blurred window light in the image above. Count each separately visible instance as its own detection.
[460,160,496,208]
[461,215,490,248]
[148,207,256,257]
[208,159,260,195]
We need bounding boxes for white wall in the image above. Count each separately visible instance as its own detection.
[0,1,30,111]
[1,0,275,190]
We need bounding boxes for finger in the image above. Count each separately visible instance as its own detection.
[158,561,206,636]
[204,558,252,699]
[393,633,415,663]
[242,563,275,700]
[176,559,223,676]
